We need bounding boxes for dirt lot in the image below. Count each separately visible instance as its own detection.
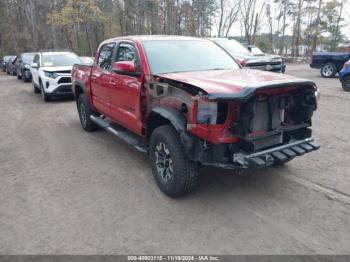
[0,64,349,255]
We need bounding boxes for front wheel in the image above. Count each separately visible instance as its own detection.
[341,75,350,92]
[321,63,337,78]
[32,81,40,93]
[40,82,50,102]
[149,125,199,198]
[23,76,29,82]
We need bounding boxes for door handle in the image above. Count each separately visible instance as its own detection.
[91,74,97,80]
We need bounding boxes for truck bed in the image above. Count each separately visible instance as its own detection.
[71,63,92,96]
[310,52,350,70]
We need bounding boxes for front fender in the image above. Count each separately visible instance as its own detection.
[151,107,187,134]
[151,107,199,159]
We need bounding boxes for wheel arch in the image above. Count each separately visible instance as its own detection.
[146,107,199,159]
[146,107,187,139]
[73,80,87,101]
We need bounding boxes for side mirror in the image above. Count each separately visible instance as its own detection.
[31,62,38,69]
[112,61,139,76]
[236,58,246,67]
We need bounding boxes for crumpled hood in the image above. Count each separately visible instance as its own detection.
[41,66,72,73]
[159,69,314,100]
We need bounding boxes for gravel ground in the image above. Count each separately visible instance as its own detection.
[0,64,349,255]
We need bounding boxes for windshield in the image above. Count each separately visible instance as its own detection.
[22,53,35,63]
[4,56,16,62]
[41,53,81,67]
[142,40,239,75]
[214,39,251,56]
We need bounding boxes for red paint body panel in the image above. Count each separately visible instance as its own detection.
[71,35,316,144]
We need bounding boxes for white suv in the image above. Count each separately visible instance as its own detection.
[30,51,81,102]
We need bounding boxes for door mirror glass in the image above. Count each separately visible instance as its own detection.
[112,61,137,75]
[31,62,38,69]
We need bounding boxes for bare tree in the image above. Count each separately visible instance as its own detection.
[241,0,265,44]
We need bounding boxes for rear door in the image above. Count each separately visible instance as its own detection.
[90,42,116,115]
[109,42,143,135]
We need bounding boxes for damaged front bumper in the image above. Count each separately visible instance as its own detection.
[233,138,320,169]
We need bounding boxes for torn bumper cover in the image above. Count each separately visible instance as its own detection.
[233,138,320,169]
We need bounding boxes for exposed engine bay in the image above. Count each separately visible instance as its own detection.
[231,88,317,152]
[147,77,319,169]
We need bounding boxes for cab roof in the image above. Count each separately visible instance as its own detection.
[101,35,209,45]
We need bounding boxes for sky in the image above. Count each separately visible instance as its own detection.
[221,0,350,42]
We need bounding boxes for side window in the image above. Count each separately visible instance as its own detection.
[115,43,140,71]
[98,43,116,70]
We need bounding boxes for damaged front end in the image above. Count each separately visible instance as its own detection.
[148,77,320,170]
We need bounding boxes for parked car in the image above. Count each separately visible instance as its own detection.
[310,51,350,78]
[16,52,36,82]
[211,38,286,73]
[339,59,350,91]
[30,51,81,101]
[247,45,286,73]
[71,35,320,198]
[2,55,16,72]
[6,56,17,75]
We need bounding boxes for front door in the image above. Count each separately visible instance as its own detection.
[109,42,143,135]
[90,42,116,116]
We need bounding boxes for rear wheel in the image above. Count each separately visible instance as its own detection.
[77,94,99,132]
[321,63,337,78]
[149,125,199,198]
[341,75,350,92]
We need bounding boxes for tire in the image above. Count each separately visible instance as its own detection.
[23,75,29,82]
[40,81,50,102]
[17,72,21,80]
[23,70,31,82]
[341,75,350,92]
[77,94,99,132]
[32,80,40,93]
[321,63,337,78]
[149,125,199,198]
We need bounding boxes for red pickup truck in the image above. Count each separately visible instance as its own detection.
[71,35,320,197]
